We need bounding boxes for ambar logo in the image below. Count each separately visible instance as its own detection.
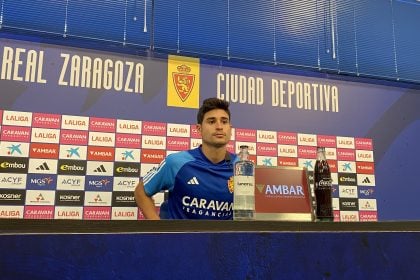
[30,143,59,159]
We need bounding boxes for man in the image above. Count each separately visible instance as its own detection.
[134,98,237,219]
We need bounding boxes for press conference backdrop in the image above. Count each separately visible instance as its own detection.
[0,37,418,221]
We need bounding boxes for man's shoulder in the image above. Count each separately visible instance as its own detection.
[166,149,196,165]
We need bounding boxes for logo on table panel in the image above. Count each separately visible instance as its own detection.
[355,138,373,150]
[60,130,88,145]
[30,143,59,159]
[141,149,166,164]
[142,121,167,136]
[235,142,256,155]
[0,157,29,174]
[337,161,356,173]
[356,150,374,162]
[25,190,55,205]
[1,126,31,142]
[340,211,359,222]
[277,145,297,158]
[357,174,376,186]
[358,186,375,198]
[297,133,317,146]
[338,173,357,186]
[336,136,355,149]
[167,123,190,137]
[55,190,84,206]
[32,112,61,129]
[256,143,277,157]
[257,156,276,166]
[114,162,140,177]
[142,135,166,150]
[339,198,359,211]
[113,177,138,191]
[87,146,115,161]
[2,110,32,126]
[356,162,375,174]
[84,192,112,207]
[339,185,358,198]
[0,206,24,218]
[88,131,115,147]
[235,128,256,142]
[359,199,377,211]
[83,206,111,220]
[359,211,378,221]
[336,148,356,161]
[59,145,87,160]
[56,175,85,190]
[114,148,140,162]
[26,174,57,190]
[298,158,316,171]
[298,146,317,159]
[115,133,141,148]
[0,141,29,157]
[317,135,337,148]
[57,159,86,176]
[112,191,137,207]
[85,176,113,192]
[55,206,83,219]
[28,159,57,174]
[116,119,142,134]
[24,206,55,219]
[166,137,189,151]
[61,115,89,130]
[89,117,116,133]
[112,207,137,220]
[86,161,114,176]
[257,130,277,144]
[0,189,25,205]
[278,132,297,145]
[31,127,60,144]
[0,173,27,189]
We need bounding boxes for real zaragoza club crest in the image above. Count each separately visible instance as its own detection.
[172,64,195,102]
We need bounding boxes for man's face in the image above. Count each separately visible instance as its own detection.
[197,109,232,148]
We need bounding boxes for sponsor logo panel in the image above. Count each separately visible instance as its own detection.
[85,176,114,192]
[84,192,112,207]
[2,110,32,126]
[30,143,59,159]
[113,177,138,191]
[141,149,165,164]
[338,173,357,186]
[235,142,256,155]
[336,148,356,161]
[0,141,30,157]
[31,127,60,144]
[190,125,201,139]
[340,211,359,222]
[257,156,277,167]
[55,206,83,219]
[355,138,373,150]
[337,161,356,173]
[278,145,297,157]
[57,159,86,176]
[116,119,142,134]
[339,185,358,198]
[358,186,375,198]
[89,131,115,147]
[327,160,338,173]
[257,130,277,143]
[86,161,114,176]
[115,133,141,148]
[356,150,374,162]
[112,207,138,220]
[357,174,376,186]
[60,130,88,145]
[166,137,190,151]
[25,190,55,205]
[26,174,57,190]
[114,148,140,162]
[56,175,85,190]
[24,206,55,219]
[339,198,359,211]
[112,191,137,207]
[336,136,355,149]
[356,162,375,174]
[0,110,2,124]
[140,163,159,177]
[298,146,317,159]
[332,197,340,211]
[114,162,141,177]
[83,206,112,220]
[235,128,256,142]
[1,126,31,142]
[59,145,87,160]
[298,133,317,146]
[0,173,27,189]
[359,211,378,221]
[32,112,61,129]
[190,138,202,149]
[256,143,277,157]
[0,205,24,219]
[142,135,166,150]
[325,148,337,160]
[167,123,190,137]
[298,158,316,171]
[61,115,89,130]
[55,190,85,206]
[359,199,377,211]
[0,189,26,205]
[317,135,337,148]
[89,117,116,133]
[87,146,115,161]
[142,121,167,136]
[0,157,29,174]
[277,132,297,145]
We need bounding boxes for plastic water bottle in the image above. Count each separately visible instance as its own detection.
[233,145,255,220]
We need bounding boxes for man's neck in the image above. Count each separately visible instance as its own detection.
[201,144,227,164]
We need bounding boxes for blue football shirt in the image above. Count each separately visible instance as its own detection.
[142,146,238,219]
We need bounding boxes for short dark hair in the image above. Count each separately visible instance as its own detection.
[197,98,231,124]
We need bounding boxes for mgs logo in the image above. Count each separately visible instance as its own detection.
[172,64,195,102]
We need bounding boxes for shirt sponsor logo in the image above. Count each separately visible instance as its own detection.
[84,192,112,206]
[1,125,31,142]
[111,207,137,220]
[357,174,376,186]
[55,190,85,206]
[86,161,114,176]
[298,146,317,159]
[336,148,356,161]
[336,136,355,149]
[0,189,25,205]
[0,173,27,189]
[57,159,86,176]
[167,123,190,137]
[142,121,166,136]
[83,206,111,220]
[88,131,115,147]
[0,205,24,218]
[356,150,374,162]
[113,177,138,191]
[29,143,59,159]
[339,198,359,211]
[61,115,89,130]
[32,112,61,128]
[87,146,115,161]
[112,191,137,207]
[59,145,87,160]
[340,211,359,222]
[359,211,377,221]
[338,173,357,186]
[166,137,189,151]
[182,195,232,218]
[359,199,377,211]
[31,127,60,144]
[114,162,140,177]
[277,144,297,157]
[116,120,142,134]
[337,161,356,173]
[257,130,277,144]
[2,110,32,126]
[26,174,57,190]
[355,138,373,150]
[278,132,297,145]
[85,176,113,192]
[297,133,317,146]
[60,130,88,145]
[235,128,256,142]
[356,162,375,174]
[25,190,55,205]
[317,135,337,148]
[141,149,166,164]
[142,135,166,150]
[115,133,141,148]
[0,141,30,157]
[89,117,116,133]
[0,157,29,173]
[55,206,83,219]
[56,175,85,190]
[24,206,54,219]
[256,143,277,157]
[339,185,358,198]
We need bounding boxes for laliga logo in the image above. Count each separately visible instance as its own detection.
[172,64,195,101]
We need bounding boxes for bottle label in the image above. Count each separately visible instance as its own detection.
[316,178,332,190]
[233,175,255,195]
